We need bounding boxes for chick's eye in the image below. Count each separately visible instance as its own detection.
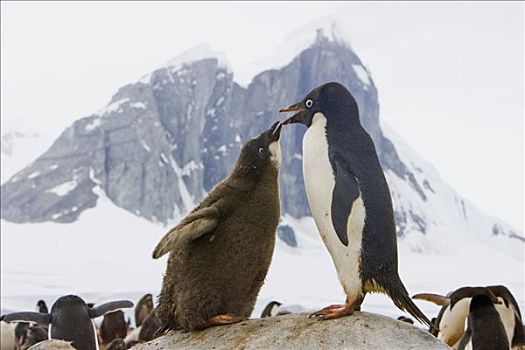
[305,99,313,108]
[258,147,265,154]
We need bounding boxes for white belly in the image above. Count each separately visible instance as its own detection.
[302,113,365,300]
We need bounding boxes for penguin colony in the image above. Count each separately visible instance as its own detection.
[1,82,522,350]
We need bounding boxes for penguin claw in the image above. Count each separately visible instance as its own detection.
[309,304,355,321]
[198,314,245,329]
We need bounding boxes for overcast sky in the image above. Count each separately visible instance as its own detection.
[1,2,523,230]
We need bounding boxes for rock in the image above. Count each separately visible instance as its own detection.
[27,340,76,350]
[131,312,451,350]
[277,224,297,247]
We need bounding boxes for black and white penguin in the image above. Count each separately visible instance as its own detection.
[457,294,510,350]
[260,301,282,318]
[413,285,524,349]
[280,82,430,326]
[1,295,133,350]
[36,301,48,314]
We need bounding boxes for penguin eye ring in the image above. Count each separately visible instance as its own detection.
[258,147,266,154]
[305,99,313,108]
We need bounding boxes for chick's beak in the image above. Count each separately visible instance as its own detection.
[269,121,282,141]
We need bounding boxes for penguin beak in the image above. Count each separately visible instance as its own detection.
[269,121,282,141]
[279,103,306,125]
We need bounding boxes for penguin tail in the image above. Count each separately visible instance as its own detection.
[384,277,434,329]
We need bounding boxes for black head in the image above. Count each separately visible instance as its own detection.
[449,286,501,310]
[36,300,48,314]
[260,301,283,318]
[233,121,282,177]
[139,293,154,308]
[279,82,360,128]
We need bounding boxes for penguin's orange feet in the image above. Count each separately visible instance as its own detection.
[318,304,346,312]
[309,298,361,321]
[197,314,245,329]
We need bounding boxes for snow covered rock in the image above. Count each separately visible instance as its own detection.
[130,312,450,350]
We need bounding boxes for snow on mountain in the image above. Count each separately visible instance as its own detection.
[139,43,230,85]
[1,27,523,320]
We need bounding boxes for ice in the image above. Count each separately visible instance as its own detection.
[130,102,146,109]
[27,171,40,179]
[47,180,78,196]
[140,140,151,152]
[97,98,129,117]
[181,161,201,176]
[85,118,101,132]
[167,154,194,212]
[352,64,370,85]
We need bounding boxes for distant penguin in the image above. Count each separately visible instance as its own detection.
[2,295,133,350]
[261,301,282,318]
[18,325,48,350]
[36,301,48,314]
[457,294,510,350]
[279,82,431,327]
[134,294,153,328]
[153,122,283,332]
[397,316,414,324]
[99,310,128,345]
[413,285,523,349]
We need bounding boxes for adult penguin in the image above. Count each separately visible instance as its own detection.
[280,82,430,327]
[2,295,133,350]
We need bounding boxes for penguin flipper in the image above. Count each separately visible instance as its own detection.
[89,300,134,318]
[412,293,450,306]
[1,312,51,325]
[330,156,360,246]
[152,207,220,259]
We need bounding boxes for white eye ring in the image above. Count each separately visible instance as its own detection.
[305,99,313,108]
[258,147,265,154]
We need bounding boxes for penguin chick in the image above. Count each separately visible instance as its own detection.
[153,122,283,331]
[279,82,431,327]
[134,294,153,328]
[100,310,128,344]
[458,294,510,350]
